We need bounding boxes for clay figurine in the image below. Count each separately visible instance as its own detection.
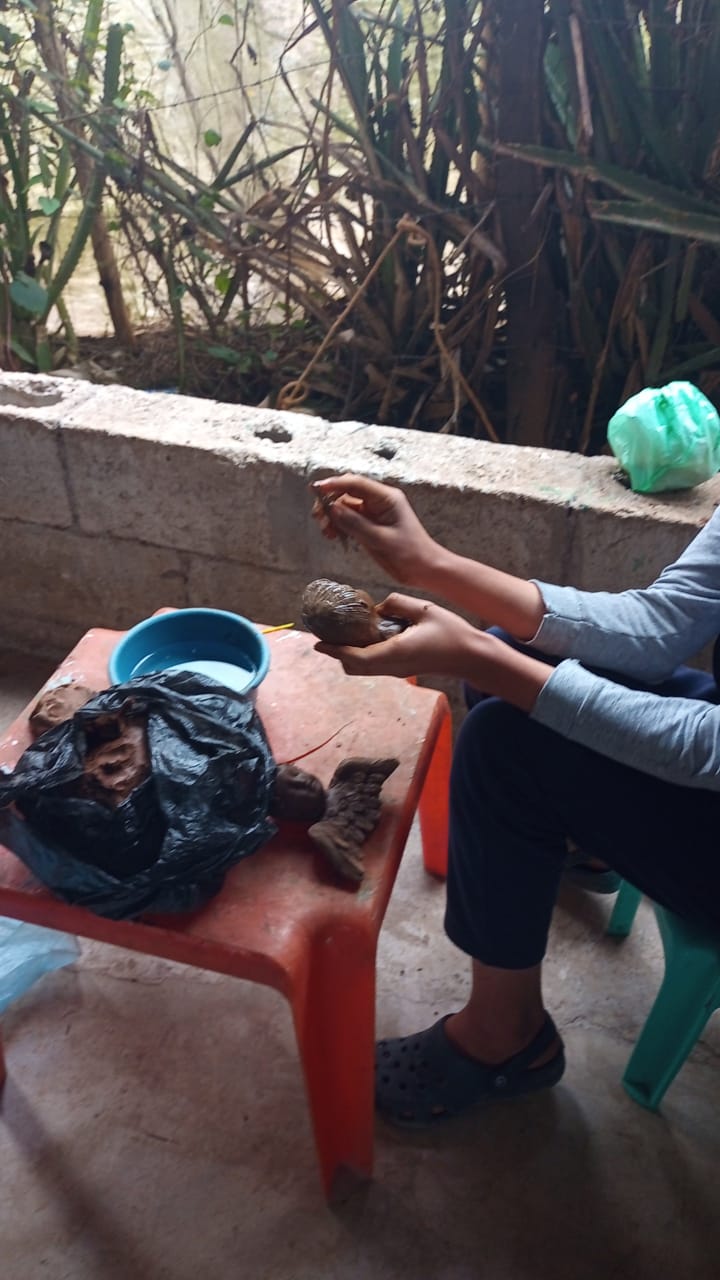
[270,757,399,881]
[75,706,151,807]
[30,682,98,736]
[26,678,397,884]
[301,578,407,647]
[30,684,148,810]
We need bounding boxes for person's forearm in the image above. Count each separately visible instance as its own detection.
[420,546,546,641]
[456,630,552,712]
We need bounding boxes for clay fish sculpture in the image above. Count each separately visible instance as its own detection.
[270,757,399,882]
[301,578,407,647]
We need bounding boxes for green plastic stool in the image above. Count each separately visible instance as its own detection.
[607,881,720,1109]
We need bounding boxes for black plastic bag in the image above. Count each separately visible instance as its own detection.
[0,671,277,920]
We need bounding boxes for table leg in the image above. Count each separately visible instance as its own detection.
[291,924,376,1198]
[418,701,452,878]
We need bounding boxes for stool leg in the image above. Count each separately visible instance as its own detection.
[418,703,452,878]
[623,966,720,1110]
[291,928,376,1198]
[607,881,642,937]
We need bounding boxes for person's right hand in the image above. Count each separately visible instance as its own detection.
[310,473,442,588]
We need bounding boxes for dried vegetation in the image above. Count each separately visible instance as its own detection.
[2,1,720,451]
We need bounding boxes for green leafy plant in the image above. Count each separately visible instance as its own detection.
[0,0,133,369]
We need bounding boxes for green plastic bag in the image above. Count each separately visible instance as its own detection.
[607,381,720,493]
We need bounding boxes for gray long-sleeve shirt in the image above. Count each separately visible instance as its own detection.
[530,506,720,791]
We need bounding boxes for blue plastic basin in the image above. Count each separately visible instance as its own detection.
[109,609,270,696]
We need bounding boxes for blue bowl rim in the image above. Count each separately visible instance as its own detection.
[109,607,270,690]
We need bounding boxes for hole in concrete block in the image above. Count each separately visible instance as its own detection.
[0,384,64,408]
[254,424,293,444]
[374,442,397,461]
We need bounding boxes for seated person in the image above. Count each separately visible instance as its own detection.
[311,473,720,1127]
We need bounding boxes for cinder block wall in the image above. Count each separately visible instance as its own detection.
[2,373,718,668]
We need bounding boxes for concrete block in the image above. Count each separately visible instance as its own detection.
[306,427,581,583]
[60,392,333,571]
[0,376,100,531]
[0,413,73,529]
[60,378,328,446]
[564,507,702,593]
[0,518,188,657]
[3,373,720,675]
[185,555,302,626]
[0,372,95,413]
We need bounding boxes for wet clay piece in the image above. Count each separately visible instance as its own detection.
[270,763,327,824]
[301,579,407,647]
[29,683,98,737]
[269,759,399,882]
[308,757,399,882]
[75,709,151,808]
[23,681,397,883]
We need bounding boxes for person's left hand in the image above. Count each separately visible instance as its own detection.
[314,593,552,714]
[313,593,483,679]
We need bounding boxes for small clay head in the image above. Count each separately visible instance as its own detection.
[29,683,98,737]
[270,764,326,823]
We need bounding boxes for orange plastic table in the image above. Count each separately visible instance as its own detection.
[0,623,451,1195]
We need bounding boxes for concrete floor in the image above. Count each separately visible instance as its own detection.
[1,652,719,1280]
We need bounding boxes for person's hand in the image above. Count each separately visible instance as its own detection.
[310,474,442,588]
[314,593,481,679]
[315,593,552,713]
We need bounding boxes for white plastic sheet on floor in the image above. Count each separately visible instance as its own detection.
[0,916,79,1013]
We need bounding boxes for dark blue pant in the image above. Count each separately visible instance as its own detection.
[444,632,720,968]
